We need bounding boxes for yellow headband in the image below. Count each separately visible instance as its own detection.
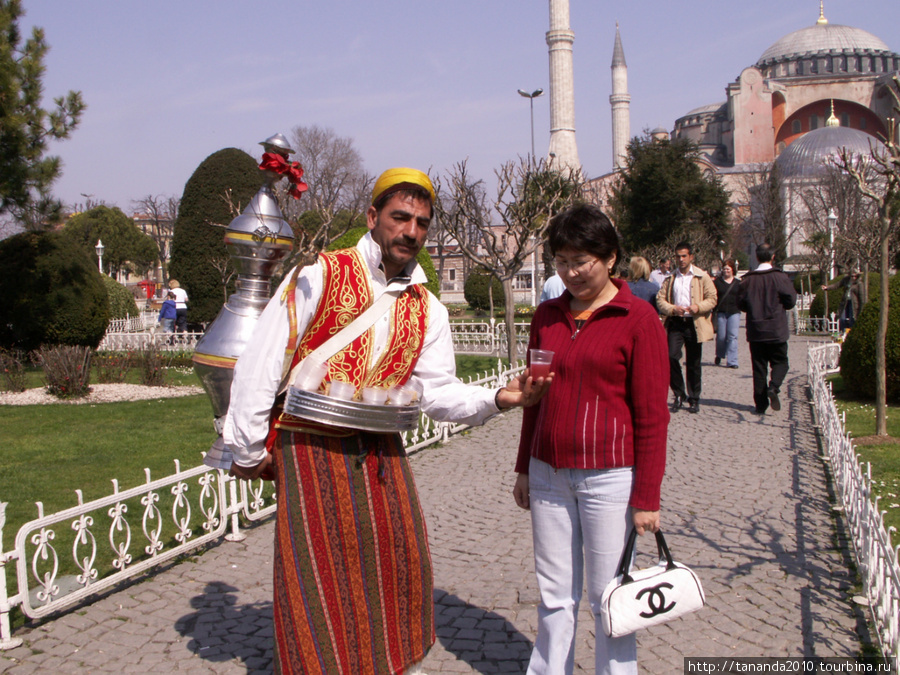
[371,167,435,205]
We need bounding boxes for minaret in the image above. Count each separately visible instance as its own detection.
[610,22,631,170]
[546,0,581,174]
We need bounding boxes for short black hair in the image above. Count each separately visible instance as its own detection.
[674,241,693,255]
[546,204,621,267]
[755,244,774,263]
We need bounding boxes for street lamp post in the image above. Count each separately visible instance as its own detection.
[95,239,105,274]
[826,209,837,280]
[517,88,544,161]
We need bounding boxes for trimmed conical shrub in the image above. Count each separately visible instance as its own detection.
[839,272,900,402]
[464,269,505,312]
[167,148,264,325]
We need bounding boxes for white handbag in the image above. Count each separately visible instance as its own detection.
[600,528,705,638]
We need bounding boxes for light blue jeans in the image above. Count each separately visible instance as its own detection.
[716,312,740,367]
[526,458,637,675]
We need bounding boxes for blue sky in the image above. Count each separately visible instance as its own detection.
[23,0,900,212]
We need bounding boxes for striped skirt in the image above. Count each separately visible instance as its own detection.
[272,430,434,674]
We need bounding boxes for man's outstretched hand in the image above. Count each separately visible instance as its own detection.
[495,368,554,409]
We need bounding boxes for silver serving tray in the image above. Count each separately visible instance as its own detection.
[284,387,421,433]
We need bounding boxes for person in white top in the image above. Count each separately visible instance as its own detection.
[167,280,188,332]
[223,167,551,673]
[648,257,671,287]
[655,242,717,414]
[540,272,565,303]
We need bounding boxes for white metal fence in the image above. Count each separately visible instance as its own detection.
[97,330,205,352]
[449,320,531,356]
[794,312,840,336]
[98,320,532,357]
[808,343,900,668]
[0,359,525,649]
[106,311,158,334]
[104,304,839,354]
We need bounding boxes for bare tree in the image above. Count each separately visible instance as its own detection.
[832,77,900,436]
[731,163,796,264]
[800,165,881,300]
[274,125,373,268]
[428,173,487,294]
[133,194,180,287]
[433,158,581,363]
[209,253,236,303]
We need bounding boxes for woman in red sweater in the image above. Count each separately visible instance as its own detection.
[513,204,669,674]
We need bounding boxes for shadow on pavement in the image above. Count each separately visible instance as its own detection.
[433,589,533,672]
[175,581,273,673]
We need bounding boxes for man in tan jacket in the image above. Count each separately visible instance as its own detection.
[656,242,717,413]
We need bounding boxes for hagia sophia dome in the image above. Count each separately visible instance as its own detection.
[659,3,900,264]
[757,23,892,68]
[672,4,899,170]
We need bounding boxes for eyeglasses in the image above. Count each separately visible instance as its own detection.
[554,257,600,274]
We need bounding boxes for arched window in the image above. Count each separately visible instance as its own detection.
[792,119,802,134]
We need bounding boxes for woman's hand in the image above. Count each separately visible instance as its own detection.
[513,473,530,510]
[633,509,660,535]
[496,368,554,409]
[229,453,274,481]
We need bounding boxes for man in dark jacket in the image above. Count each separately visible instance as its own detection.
[738,244,797,414]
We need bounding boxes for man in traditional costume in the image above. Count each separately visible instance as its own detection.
[223,167,549,674]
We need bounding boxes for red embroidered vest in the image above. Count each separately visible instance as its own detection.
[273,247,429,436]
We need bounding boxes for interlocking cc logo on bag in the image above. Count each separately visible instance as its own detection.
[635,582,676,618]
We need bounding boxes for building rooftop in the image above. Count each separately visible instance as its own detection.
[774,125,885,178]
[757,23,892,66]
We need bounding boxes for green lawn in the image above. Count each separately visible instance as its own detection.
[829,376,900,536]
[0,384,217,631]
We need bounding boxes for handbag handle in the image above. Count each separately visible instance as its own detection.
[615,528,677,584]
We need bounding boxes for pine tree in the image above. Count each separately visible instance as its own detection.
[0,0,85,226]
[610,135,730,252]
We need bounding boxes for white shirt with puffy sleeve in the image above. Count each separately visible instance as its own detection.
[223,233,501,468]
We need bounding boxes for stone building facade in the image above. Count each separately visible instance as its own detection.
[673,8,900,168]
[587,4,899,269]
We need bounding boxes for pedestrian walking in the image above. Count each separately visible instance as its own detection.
[223,167,551,674]
[168,280,189,332]
[627,256,660,312]
[656,242,717,414]
[513,204,669,675]
[713,259,740,368]
[158,291,177,334]
[540,272,565,303]
[821,269,862,331]
[737,243,797,414]
[649,257,671,287]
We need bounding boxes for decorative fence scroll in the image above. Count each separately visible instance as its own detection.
[808,342,900,668]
